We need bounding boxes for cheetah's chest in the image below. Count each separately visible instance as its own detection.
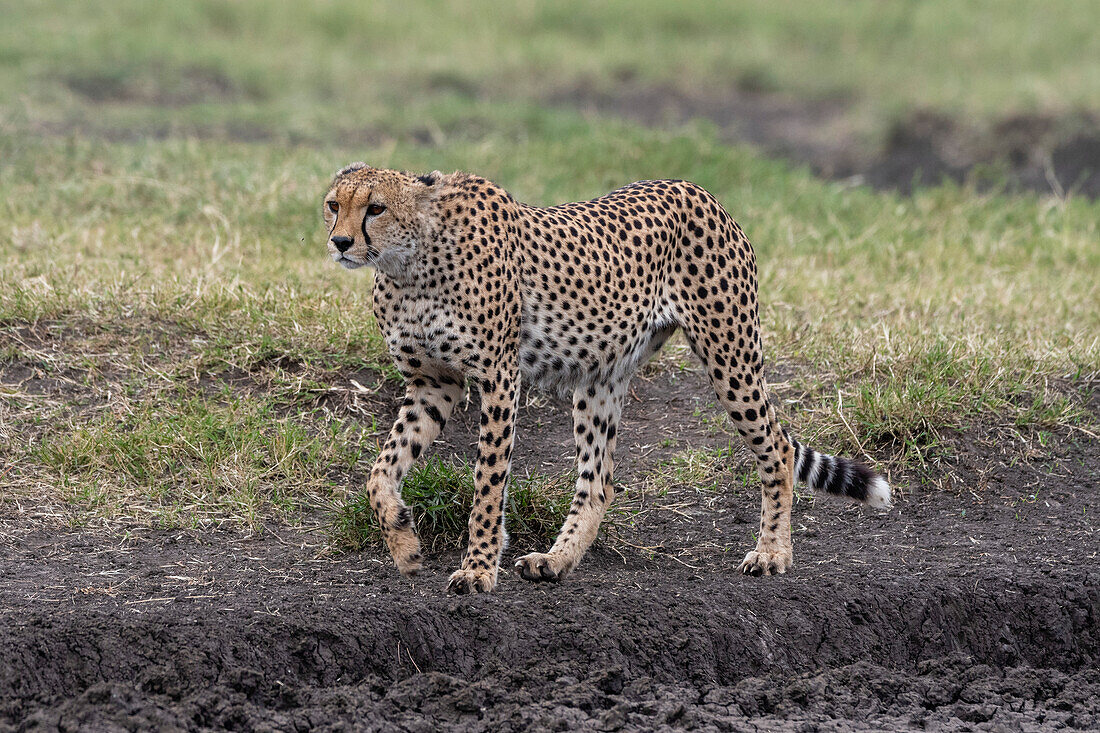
[375,295,477,375]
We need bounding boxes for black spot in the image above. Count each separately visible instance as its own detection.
[424,404,444,426]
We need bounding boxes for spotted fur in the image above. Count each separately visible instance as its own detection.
[322,165,891,593]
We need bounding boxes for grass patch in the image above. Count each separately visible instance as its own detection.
[332,456,573,552]
[784,338,1096,470]
[641,446,754,498]
[17,387,364,527]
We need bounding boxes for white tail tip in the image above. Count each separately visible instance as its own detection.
[866,476,892,509]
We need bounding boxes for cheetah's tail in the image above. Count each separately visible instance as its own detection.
[783,429,892,508]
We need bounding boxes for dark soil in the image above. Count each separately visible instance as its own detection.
[552,82,1100,197]
[2,369,1098,731]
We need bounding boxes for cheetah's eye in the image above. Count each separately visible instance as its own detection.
[366,203,386,216]
[327,201,338,214]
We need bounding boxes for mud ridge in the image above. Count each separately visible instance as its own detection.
[6,569,1098,693]
[2,505,1098,733]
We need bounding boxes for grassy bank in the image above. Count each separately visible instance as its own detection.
[1,1,1096,536]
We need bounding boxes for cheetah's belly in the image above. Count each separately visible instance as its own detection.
[517,301,675,396]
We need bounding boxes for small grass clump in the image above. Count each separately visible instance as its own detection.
[333,456,573,552]
[642,446,752,497]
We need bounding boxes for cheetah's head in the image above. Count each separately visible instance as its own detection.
[322,163,443,278]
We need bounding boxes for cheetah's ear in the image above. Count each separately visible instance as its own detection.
[334,162,368,178]
[416,170,444,187]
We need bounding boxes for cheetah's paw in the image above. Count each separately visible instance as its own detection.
[738,548,793,577]
[446,567,497,595]
[384,524,423,577]
[514,552,571,583]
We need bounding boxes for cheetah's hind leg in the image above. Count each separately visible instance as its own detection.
[682,323,796,576]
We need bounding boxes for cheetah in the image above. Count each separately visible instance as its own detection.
[322,163,891,594]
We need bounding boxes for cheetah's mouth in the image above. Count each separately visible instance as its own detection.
[336,255,367,269]
[332,251,371,270]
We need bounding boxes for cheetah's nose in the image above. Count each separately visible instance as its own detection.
[331,236,353,253]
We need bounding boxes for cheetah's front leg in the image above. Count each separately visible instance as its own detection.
[364,374,464,575]
[447,367,519,594]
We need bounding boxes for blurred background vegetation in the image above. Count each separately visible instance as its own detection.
[4,0,1100,138]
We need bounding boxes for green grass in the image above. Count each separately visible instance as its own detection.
[641,446,755,498]
[18,383,367,526]
[2,117,1098,527]
[333,456,573,552]
[0,1,1097,539]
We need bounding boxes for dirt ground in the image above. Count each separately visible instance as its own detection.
[2,370,1097,732]
[552,82,1100,198]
